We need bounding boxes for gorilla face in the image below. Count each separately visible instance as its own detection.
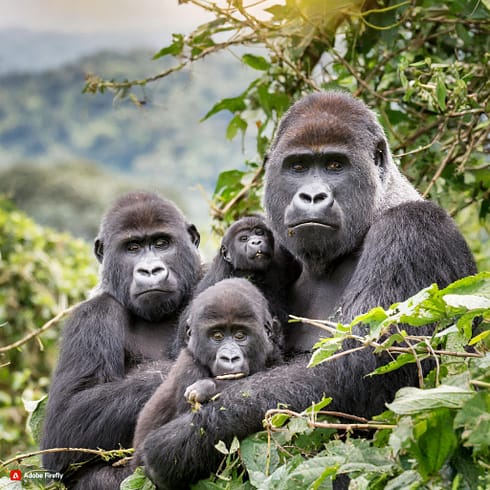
[264,92,388,269]
[95,192,201,322]
[186,279,274,376]
[222,217,275,273]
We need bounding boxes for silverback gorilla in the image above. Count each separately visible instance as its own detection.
[140,92,477,489]
[41,192,201,489]
[132,278,281,453]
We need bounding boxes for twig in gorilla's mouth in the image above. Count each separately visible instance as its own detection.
[215,373,246,380]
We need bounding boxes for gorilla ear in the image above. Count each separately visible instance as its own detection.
[265,317,280,338]
[185,318,192,338]
[187,224,200,248]
[221,245,232,263]
[94,238,104,263]
[374,140,388,171]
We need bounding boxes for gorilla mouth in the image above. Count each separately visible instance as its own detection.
[135,289,175,297]
[254,251,271,259]
[215,372,246,380]
[287,221,338,234]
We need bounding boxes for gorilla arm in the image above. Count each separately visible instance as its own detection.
[338,200,477,320]
[41,293,166,472]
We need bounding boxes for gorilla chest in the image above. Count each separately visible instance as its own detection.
[124,320,175,364]
[285,256,358,352]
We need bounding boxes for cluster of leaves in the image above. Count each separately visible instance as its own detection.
[0,197,98,457]
[86,0,489,231]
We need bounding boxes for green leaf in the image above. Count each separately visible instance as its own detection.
[152,33,184,59]
[26,395,48,445]
[226,115,248,140]
[443,293,490,309]
[120,467,156,490]
[387,385,474,414]
[242,54,270,71]
[303,396,332,415]
[436,75,447,111]
[308,337,344,367]
[454,391,490,456]
[201,95,247,121]
[410,408,458,477]
[370,352,418,376]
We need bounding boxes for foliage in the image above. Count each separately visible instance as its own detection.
[0,197,98,459]
[86,0,490,235]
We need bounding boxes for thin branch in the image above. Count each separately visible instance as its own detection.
[0,304,79,353]
[1,447,133,469]
[264,408,396,432]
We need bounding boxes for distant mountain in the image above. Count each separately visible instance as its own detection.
[0,28,164,74]
[0,41,256,239]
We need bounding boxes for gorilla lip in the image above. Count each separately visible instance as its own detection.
[288,222,338,232]
[135,288,174,297]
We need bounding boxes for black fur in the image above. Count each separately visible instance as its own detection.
[133,279,280,459]
[40,192,202,489]
[141,92,477,489]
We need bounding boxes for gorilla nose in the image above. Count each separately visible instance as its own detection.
[135,260,169,280]
[295,184,334,210]
[249,238,263,246]
[217,347,244,373]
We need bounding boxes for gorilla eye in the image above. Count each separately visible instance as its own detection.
[126,242,141,253]
[239,235,249,242]
[325,161,343,171]
[210,331,224,342]
[234,331,247,341]
[154,237,170,249]
[291,163,307,173]
[254,228,264,236]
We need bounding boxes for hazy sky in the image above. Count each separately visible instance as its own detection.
[0,0,211,33]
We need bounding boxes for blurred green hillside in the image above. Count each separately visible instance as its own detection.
[0,50,254,239]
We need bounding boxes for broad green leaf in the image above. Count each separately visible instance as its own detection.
[26,395,48,445]
[454,391,490,455]
[387,385,474,414]
[308,337,344,367]
[120,467,155,490]
[201,96,247,121]
[443,293,490,309]
[441,272,490,298]
[242,54,270,71]
[410,409,458,477]
[384,470,423,490]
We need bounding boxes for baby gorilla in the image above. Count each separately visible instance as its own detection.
[132,278,281,453]
[194,216,301,325]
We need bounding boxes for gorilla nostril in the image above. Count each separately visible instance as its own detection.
[313,193,328,204]
[299,192,313,203]
[151,266,166,276]
[137,268,151,277]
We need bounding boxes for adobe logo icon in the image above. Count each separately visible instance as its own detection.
[10,469,22,481]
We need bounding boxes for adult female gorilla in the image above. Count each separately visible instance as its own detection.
[41,192,202,489]
[141,92,477,489]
